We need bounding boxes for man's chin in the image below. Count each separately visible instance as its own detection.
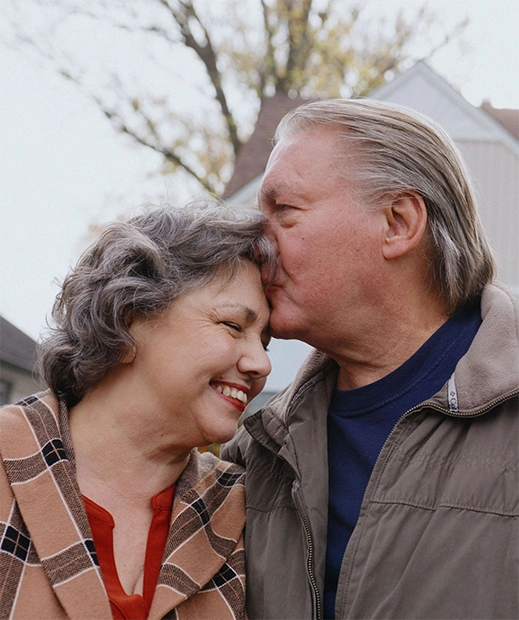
[268,291,303,338]
[269,326,290,340]
[269,310,300,341]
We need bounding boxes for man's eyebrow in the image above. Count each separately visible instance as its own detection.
[260,181,290,201]
[216,303,258,322]
[260,181,306,202]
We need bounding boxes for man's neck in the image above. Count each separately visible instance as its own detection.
[333,300,449,391]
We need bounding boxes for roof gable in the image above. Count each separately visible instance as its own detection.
[372,61,519,153]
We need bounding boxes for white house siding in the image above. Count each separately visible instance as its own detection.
[457,140,519,291]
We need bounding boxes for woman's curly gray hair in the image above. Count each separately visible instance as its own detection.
[37,201,276,407]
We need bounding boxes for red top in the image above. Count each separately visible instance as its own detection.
[84,485,175,620]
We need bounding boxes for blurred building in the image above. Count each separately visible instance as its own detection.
[0,316,41,405]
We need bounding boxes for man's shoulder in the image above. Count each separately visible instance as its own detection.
[220,424,250,467]
[222,352,337,466]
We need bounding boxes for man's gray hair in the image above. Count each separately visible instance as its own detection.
[275,98,496,313]
[37,201,276,407]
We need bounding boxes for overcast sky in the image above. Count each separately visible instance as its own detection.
[1,0,518,352]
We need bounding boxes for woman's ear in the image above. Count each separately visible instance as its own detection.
[382,191,428,260]
[120,345,136,365]
[120,313,138,364]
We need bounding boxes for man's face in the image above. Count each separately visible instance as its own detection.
[259,127,385,351]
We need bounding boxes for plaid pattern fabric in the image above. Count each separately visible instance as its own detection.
[0,392,246,620]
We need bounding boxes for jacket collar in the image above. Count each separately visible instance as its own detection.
[244,352,337,452]
[427,283,519,415]
[1,392,111,619]
[149,451,245,619]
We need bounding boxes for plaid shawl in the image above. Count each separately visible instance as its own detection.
[0,391,246,620]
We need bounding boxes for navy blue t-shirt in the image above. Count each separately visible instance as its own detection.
[323,306,482,619]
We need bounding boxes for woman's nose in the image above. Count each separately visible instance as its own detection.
[238,338,272,380]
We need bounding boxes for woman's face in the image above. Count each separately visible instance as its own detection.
[126,259,272,449]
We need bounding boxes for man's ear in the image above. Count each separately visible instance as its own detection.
[382,191,428,260]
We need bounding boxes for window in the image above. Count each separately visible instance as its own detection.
[0,378,12,406]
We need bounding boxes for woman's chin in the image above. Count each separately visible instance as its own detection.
[200,426,239,449]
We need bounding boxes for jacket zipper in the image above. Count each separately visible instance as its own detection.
[367,389,519,504]
[293,482,323,620]
[379,388,519,457]
[337,388,519,616]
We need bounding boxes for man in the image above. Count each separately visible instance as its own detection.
[222,99,519,619]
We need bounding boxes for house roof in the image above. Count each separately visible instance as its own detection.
[224,92,308,197]
[481,101,519,140]
[0,315,37,373]
[371,61,519,153]
[226,63,519,200]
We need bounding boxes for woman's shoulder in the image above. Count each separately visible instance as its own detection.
[175,449,245,500]
[0,391,59,446]
[0,390,57,416]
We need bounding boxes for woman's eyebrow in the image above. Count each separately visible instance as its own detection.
[216,303,258,322]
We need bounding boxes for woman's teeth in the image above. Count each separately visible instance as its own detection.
[214,384,248,404]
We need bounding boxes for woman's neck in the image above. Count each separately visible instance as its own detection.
[68,382,190,511]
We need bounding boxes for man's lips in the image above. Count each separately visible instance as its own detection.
[266,284,282,299]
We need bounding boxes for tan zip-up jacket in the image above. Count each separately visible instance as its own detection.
[222,283,519,619]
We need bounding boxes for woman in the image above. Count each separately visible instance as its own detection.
[0,202,275,620]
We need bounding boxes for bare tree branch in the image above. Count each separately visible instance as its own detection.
[161,0,242,156]
[1,0,468,196]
